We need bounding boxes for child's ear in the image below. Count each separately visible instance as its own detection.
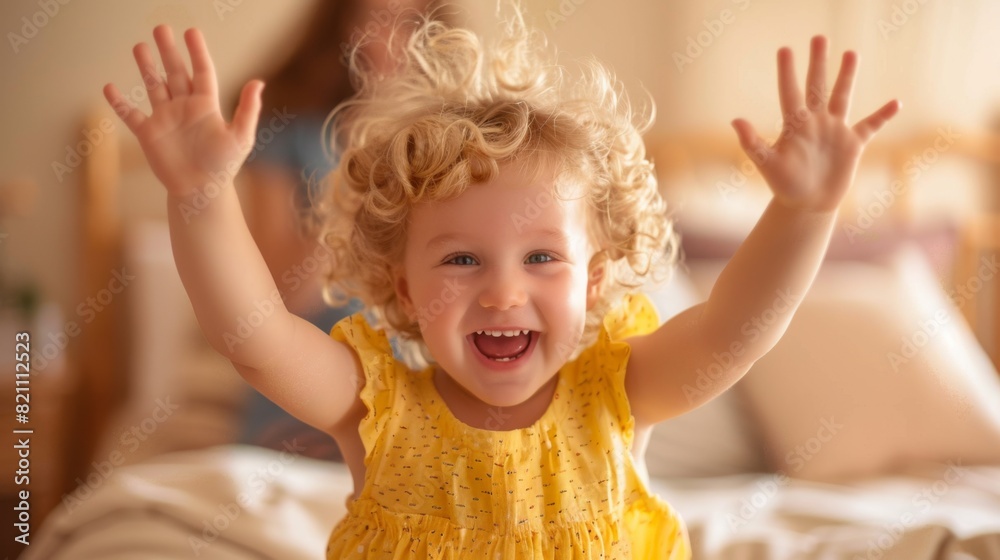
[392,267,416,321]
[586,256,606,311]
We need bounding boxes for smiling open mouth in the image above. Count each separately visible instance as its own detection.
[472,330,533,362]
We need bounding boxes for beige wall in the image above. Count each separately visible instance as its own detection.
[3,0,1000,326]
[0,0,314,319]
[479,0,1000,133]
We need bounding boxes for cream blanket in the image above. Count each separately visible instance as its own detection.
[23,446,1000,559]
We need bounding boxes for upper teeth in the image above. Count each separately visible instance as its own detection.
[476,329,530,337]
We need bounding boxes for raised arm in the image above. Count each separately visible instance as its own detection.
[626,36,900,426]
[103,26,363,435]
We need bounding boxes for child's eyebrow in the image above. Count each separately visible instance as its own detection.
[425,233,465,250]
[524,227,575,247]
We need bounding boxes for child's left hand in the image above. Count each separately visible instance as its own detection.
[731,36,900,213]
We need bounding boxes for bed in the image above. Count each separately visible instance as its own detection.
[23,110,1000,559]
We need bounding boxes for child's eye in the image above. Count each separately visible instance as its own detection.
[445,254,477,266]
[526,253,553,264]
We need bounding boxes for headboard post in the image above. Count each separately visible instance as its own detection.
[73,110,129,484]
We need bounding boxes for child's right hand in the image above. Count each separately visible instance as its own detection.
[103,25,263,197]
[99,25,368,447]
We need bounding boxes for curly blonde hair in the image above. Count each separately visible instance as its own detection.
[314,2,679,364]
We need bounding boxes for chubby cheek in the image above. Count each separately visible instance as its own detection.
[399,260,461,322]
[541,272,590,355]
[411,276,471,348]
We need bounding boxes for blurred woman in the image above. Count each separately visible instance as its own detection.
[237,0,437,458]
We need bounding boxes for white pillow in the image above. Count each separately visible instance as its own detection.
[737,244,1000,481]
[640,268,768,478]
[94,221,246,464]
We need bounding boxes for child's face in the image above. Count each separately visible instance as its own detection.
[394,161,600,409]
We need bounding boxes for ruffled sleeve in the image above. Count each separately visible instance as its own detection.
[602,292,660,341]
[583,292,661,447]
[329,313,400,466]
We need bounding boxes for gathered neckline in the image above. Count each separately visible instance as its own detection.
[416,365,566,440]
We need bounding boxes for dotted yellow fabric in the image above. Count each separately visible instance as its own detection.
[326,293,691,559]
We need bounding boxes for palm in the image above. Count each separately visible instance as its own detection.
[732,36,899,212]
[103,26,262,197]
[138,95,244,190]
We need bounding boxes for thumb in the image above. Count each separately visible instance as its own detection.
[231,79,264,151]
[731,118,772,168]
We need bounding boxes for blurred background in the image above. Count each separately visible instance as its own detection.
[4,0,1000,558]
[5,0,1000,323]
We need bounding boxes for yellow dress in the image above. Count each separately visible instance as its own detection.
[326,293,691,559]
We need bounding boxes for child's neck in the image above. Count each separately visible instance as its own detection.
[432,367,558,431]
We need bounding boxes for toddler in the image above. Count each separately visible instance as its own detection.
[104,4,898,558]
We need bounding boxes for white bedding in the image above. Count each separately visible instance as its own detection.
[24,445,1000,559]
[26,446,347,560]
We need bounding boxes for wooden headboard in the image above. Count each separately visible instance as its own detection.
[74,110,129,487]
[649,130,1000,227]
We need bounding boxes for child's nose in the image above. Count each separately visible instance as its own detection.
[478,270,528,310]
